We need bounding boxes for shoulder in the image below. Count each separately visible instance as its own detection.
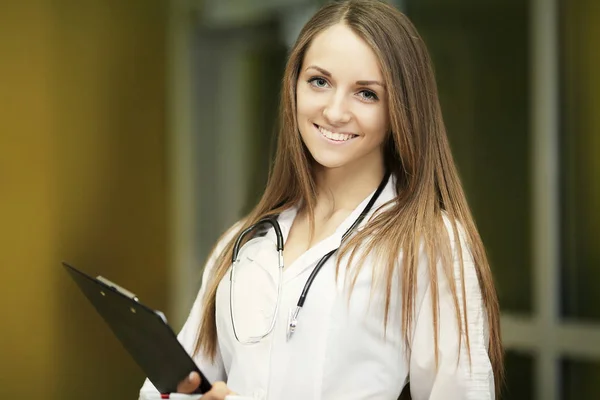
[219,219,245,248]
[199,219,247,285]
[440,211,474,262]
[413,212,479,303]
[210,219,246,260]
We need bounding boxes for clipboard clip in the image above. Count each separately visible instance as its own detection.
[96,275,139,302]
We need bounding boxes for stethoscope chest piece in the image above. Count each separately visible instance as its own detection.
[286,306,301,341]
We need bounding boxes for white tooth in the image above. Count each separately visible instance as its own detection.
[318,125,354,141]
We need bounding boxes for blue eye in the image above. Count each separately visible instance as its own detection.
[358,90,378,102]
[308,77,329,88]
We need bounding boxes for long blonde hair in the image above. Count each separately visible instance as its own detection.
[194,0,503,396]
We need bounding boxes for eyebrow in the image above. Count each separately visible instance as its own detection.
[305,65,386,88]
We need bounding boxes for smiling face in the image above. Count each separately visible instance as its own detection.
[296,23,390,174]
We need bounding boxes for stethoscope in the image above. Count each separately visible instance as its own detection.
[229,172,390,344]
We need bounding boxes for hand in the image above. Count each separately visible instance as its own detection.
[177,372,236,399]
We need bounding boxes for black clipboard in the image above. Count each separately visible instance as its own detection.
[62,261,212,394]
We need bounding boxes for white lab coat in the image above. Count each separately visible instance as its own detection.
[140,176,494,399]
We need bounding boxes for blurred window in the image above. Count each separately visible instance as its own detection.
[405,0,532,314]
[560,0,600,321]
[405,0,600,398]
[561,358,600,399]
[505,350,536,400]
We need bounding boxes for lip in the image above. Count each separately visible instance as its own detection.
[313,123,358,144]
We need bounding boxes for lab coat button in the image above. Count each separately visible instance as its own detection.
[252,389,266,399]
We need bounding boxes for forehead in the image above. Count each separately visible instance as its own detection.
[302,23,383,80]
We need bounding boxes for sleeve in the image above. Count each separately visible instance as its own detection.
[408,221,495,400]
[139,224,240,398]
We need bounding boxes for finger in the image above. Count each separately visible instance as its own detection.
[176,371,201,393]
[202,381,235,400]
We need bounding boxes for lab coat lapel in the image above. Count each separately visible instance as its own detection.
[245,244,281,288]
[282,236,342,284]
[282,175,397,284]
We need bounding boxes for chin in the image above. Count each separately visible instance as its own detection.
[310,152,352,170]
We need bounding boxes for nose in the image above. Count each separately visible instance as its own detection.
[323,92,351,125]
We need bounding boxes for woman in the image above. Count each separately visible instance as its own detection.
[140,0,503,399]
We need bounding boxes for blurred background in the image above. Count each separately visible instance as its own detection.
[0,0,598,399]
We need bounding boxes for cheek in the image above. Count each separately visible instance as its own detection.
[296,85,320,119]
[359,107,389,142]
[296,86,316,143]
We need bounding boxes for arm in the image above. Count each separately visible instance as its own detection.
[139,226,239,396]
[409,225,495,400]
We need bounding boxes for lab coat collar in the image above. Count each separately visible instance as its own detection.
[263,174,397,283]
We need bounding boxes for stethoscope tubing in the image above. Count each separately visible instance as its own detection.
[230,171,390,343]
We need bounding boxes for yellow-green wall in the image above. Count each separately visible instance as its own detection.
[565,0,600,249]
[563,0,600,395]
[0,1,169,398]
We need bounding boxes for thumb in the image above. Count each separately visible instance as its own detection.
[202,381,235,400]
[176,371,201,393]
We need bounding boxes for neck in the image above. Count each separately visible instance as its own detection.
[312,159,386,215]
